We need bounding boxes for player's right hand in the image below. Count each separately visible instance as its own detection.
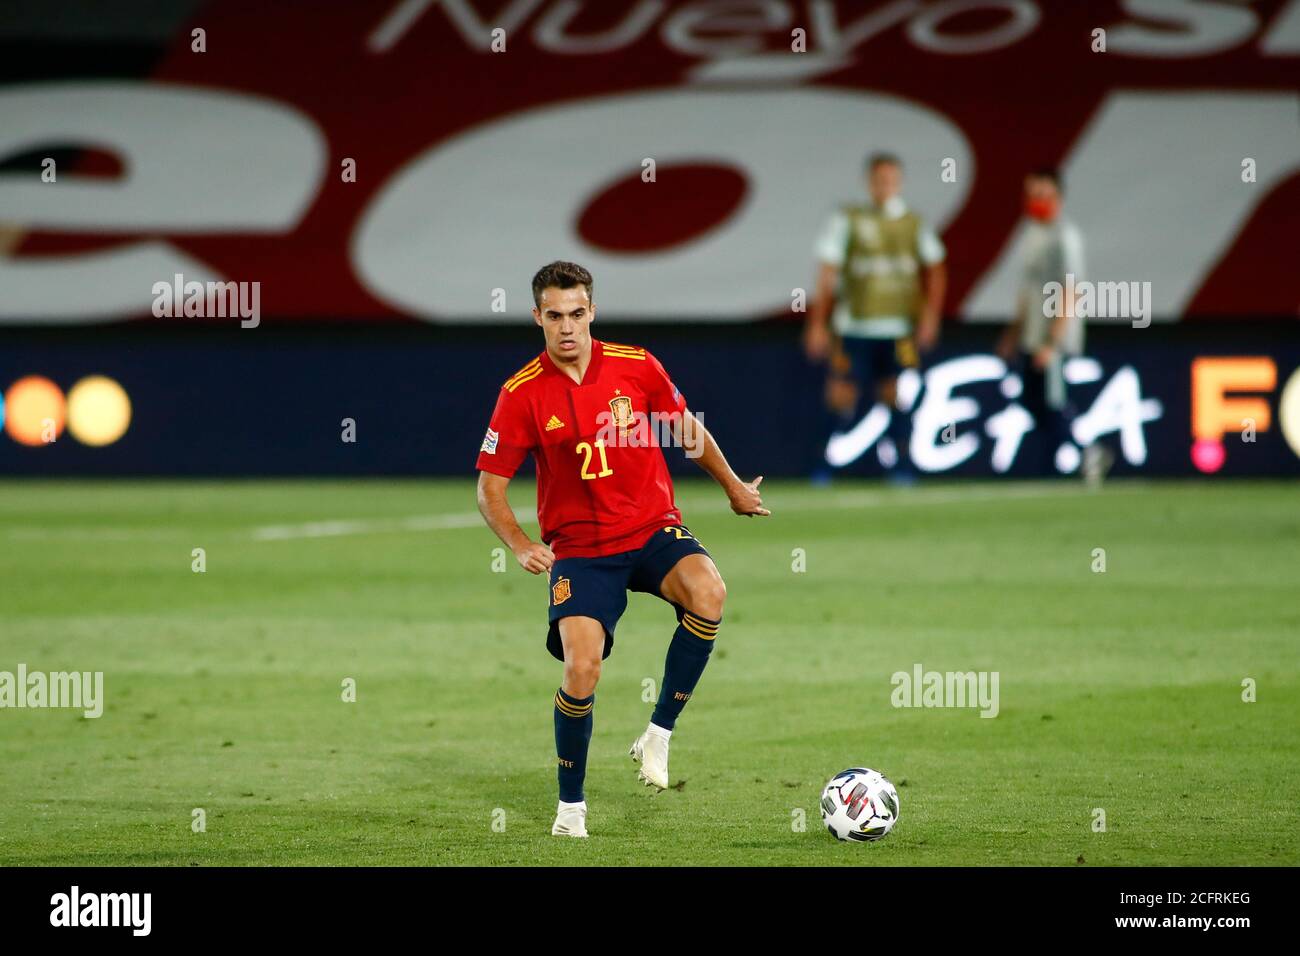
[995,331,1018,362]
[803,322,831,362]
[729,475,771,517]
[514,541,555,575]
[915,318,939,353]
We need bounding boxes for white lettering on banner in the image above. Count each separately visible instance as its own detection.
[534,1,665,54]
[353,88,970,320]
[689,0,914,84]
[688,0,1040,84]
[1070,365,1163,466]
[825,402,891,469]
[911,355,1006,471]
[370,0,545,54]
[905,0,1040,55]
[1262,0,1300,55]
[373,0,1042,64]
[369,0,1300,63]
[0,82,326,322]
[1064,356,1103,388]
[985,402,1034,473]
[0,84,324,231]
[824,355,1164,473]
[661,1,791,58]
[6,8,1297,324]
[0,245,222,325]
[1108,0,1259,57]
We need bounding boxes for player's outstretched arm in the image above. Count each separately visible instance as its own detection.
[476,471,554,574]
[680,410,770,517]
[996,291,1027,361]
[916,261,947,353]
[803,261,839,361]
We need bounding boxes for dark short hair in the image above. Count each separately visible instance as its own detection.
[866,152,902,171]
[1026,167,1064,194]
[532,260,594,308]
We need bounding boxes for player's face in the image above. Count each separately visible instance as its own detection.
[533,286,594,362]
[1023,176,1061,220]
[868,162,902,205]
[1024,176,1059,205]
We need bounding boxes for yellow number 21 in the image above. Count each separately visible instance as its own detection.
[576,440,614,480]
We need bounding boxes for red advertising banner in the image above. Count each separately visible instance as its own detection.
[3,0,1299,324]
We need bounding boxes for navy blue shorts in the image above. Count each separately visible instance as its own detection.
[837,335,919,391]
[545,524,711,662]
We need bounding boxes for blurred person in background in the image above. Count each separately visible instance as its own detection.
[996,168,1110,481]
[804,152,947,485]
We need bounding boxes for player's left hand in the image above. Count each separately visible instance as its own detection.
[729,476,770,517]
[915,318,939,353]
[1032,345,1055,370]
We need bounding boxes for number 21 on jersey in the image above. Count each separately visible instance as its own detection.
[576,440,613,480]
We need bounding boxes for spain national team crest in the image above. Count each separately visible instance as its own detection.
[551,576,572,606]
[608,394,635,430]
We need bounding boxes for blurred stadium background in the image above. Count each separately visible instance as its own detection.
[1,0,1297,478]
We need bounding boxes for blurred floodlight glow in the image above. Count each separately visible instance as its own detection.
[3,375,65,446]
[67,375,132,447]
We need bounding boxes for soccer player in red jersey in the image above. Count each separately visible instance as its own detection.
[476,261,768,837]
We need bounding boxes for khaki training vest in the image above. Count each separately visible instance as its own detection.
[840,203,923,323]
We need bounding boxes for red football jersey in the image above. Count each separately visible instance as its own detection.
[476,339,689,559]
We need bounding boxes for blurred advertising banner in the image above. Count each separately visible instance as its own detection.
[2,324,1298,476]
[2,0,1298,324]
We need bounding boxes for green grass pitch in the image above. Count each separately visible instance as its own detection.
[0,478,1296,866]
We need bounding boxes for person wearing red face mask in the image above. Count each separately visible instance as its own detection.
[996,168,1105,479]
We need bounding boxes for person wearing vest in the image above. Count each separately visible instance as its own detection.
[804,152,947,483]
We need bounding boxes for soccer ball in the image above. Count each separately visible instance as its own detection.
[820,768,900,842]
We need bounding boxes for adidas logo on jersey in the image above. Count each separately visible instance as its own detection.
[545,415,566,431]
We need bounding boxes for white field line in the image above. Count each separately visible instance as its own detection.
[6,527,185,541]
[246,481,1146,542]
[251,507,536,541]
[3,508,531,542]
[2,483,1148,543]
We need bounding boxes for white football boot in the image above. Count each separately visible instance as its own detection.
[551,800,588,837]
[629,724,671,791]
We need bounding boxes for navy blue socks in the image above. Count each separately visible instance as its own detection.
[651,612,719,731]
